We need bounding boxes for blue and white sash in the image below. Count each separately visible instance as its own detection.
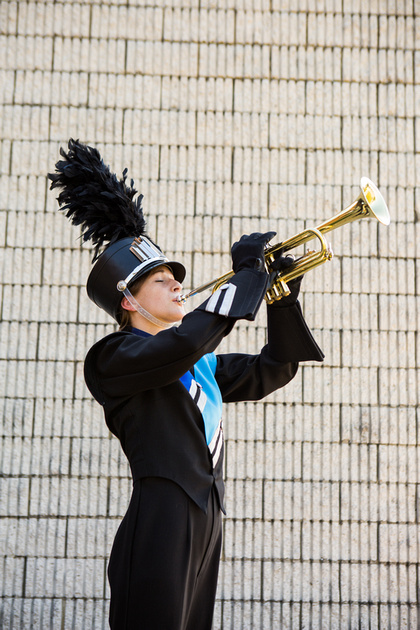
[179,353,223,469]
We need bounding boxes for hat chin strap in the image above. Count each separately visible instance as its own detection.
[117,283,172,330]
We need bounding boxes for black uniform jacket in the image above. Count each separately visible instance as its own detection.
[84,268,324,512]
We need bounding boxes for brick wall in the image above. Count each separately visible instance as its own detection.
[0,1,419,628]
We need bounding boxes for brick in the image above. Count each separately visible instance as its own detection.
[0,70,14,104]
[0,2,17,35]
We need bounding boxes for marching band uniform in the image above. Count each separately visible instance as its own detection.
[50,140,323,630]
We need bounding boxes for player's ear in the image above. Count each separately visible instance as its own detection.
[121,296,136,312]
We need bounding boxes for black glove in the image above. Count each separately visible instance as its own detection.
[231,232,276,273]
[269,252,303,307]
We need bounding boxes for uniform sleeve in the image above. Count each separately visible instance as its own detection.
[85,309,232,400]
[266,301,324,363]
[215,348,298,403]
[215,300,324,403]
[84,268,269,401]
[196,267,269,320]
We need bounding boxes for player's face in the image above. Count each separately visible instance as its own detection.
[133,266,185,325]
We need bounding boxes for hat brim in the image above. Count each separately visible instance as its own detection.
[129,259,186,286]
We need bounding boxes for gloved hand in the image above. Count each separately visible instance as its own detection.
[269,252,303,307]
[231,232,276,273]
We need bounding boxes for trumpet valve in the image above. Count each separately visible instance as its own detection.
[265,277,291,304]
[277,278,291,297]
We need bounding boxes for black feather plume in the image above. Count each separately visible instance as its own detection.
[48,139,147,261]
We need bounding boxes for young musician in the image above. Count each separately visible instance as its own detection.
[49,139,324,630]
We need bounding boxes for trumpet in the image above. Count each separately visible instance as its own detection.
[178,177,390,305]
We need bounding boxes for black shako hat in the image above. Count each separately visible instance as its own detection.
[49,139,186,321]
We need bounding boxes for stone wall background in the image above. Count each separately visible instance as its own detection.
[0,1,419,628]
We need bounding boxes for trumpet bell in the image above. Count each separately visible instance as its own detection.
[360,177,390,226]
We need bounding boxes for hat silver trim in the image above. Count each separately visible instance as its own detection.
[130,236,164,262]
[122,256,169,287]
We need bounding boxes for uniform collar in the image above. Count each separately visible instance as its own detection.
[124,325,152,338]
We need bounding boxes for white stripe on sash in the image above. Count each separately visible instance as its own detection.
[189,380,207,414]
[209,420,223,468]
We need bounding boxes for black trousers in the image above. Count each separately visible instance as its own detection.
[108,477,222,630]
